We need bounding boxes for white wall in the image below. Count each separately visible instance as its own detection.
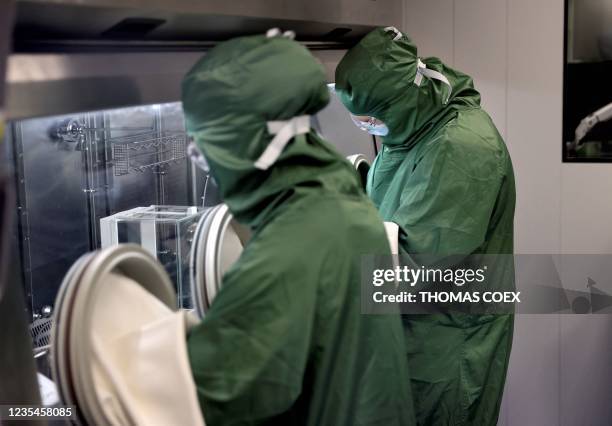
[404,1,612,425]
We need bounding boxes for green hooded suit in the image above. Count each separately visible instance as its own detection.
[182,34,415,425]
[335,28,515,426]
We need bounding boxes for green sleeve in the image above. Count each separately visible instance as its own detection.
[392,135,502,256]
[187,250,316,425]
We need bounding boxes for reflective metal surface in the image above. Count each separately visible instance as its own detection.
[0,1,44,409]
[6,52,203,119]
[0,0,15,109]
[6,102,196,314]
[0,174,14,304]
[14,0,401,48]
[6,50,346,119]
[8,0,402,118]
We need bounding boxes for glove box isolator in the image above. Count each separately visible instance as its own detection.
[100,204,250,314]
[190,204,251,317]
[51,244,203,426]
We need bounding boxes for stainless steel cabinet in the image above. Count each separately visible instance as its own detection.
[7,102,197,314]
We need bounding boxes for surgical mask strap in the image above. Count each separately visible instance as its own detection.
[254,115,311,170]
[414,58,452,104]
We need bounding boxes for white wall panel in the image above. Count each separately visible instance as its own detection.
[454,0,507,137]
[402,0,454,65]
[506,0,563,255]
[505,315,561,426]
[495,0,564,423]
[559,164,612,426]
[559,315,612,426]
[561,165,612,254]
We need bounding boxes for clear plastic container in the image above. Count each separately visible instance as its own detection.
[100,205,204,308]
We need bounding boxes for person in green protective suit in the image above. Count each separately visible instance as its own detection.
[182,32,416,425]
[335,27,516,426]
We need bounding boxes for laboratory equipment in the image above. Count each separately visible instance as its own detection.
[5,102,202,316]
[100,205,204,308]
[4,98,377,322]
[190,204,250,316]
[51,244,202,425]
[346,153,371,189]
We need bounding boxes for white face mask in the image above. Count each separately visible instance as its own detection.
[350,115,390,136]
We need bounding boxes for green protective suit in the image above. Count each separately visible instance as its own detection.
[182,35,415,425]
[335,28,516,426]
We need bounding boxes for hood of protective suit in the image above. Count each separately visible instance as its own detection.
[182,35,361,229]
[335,27,481,147]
